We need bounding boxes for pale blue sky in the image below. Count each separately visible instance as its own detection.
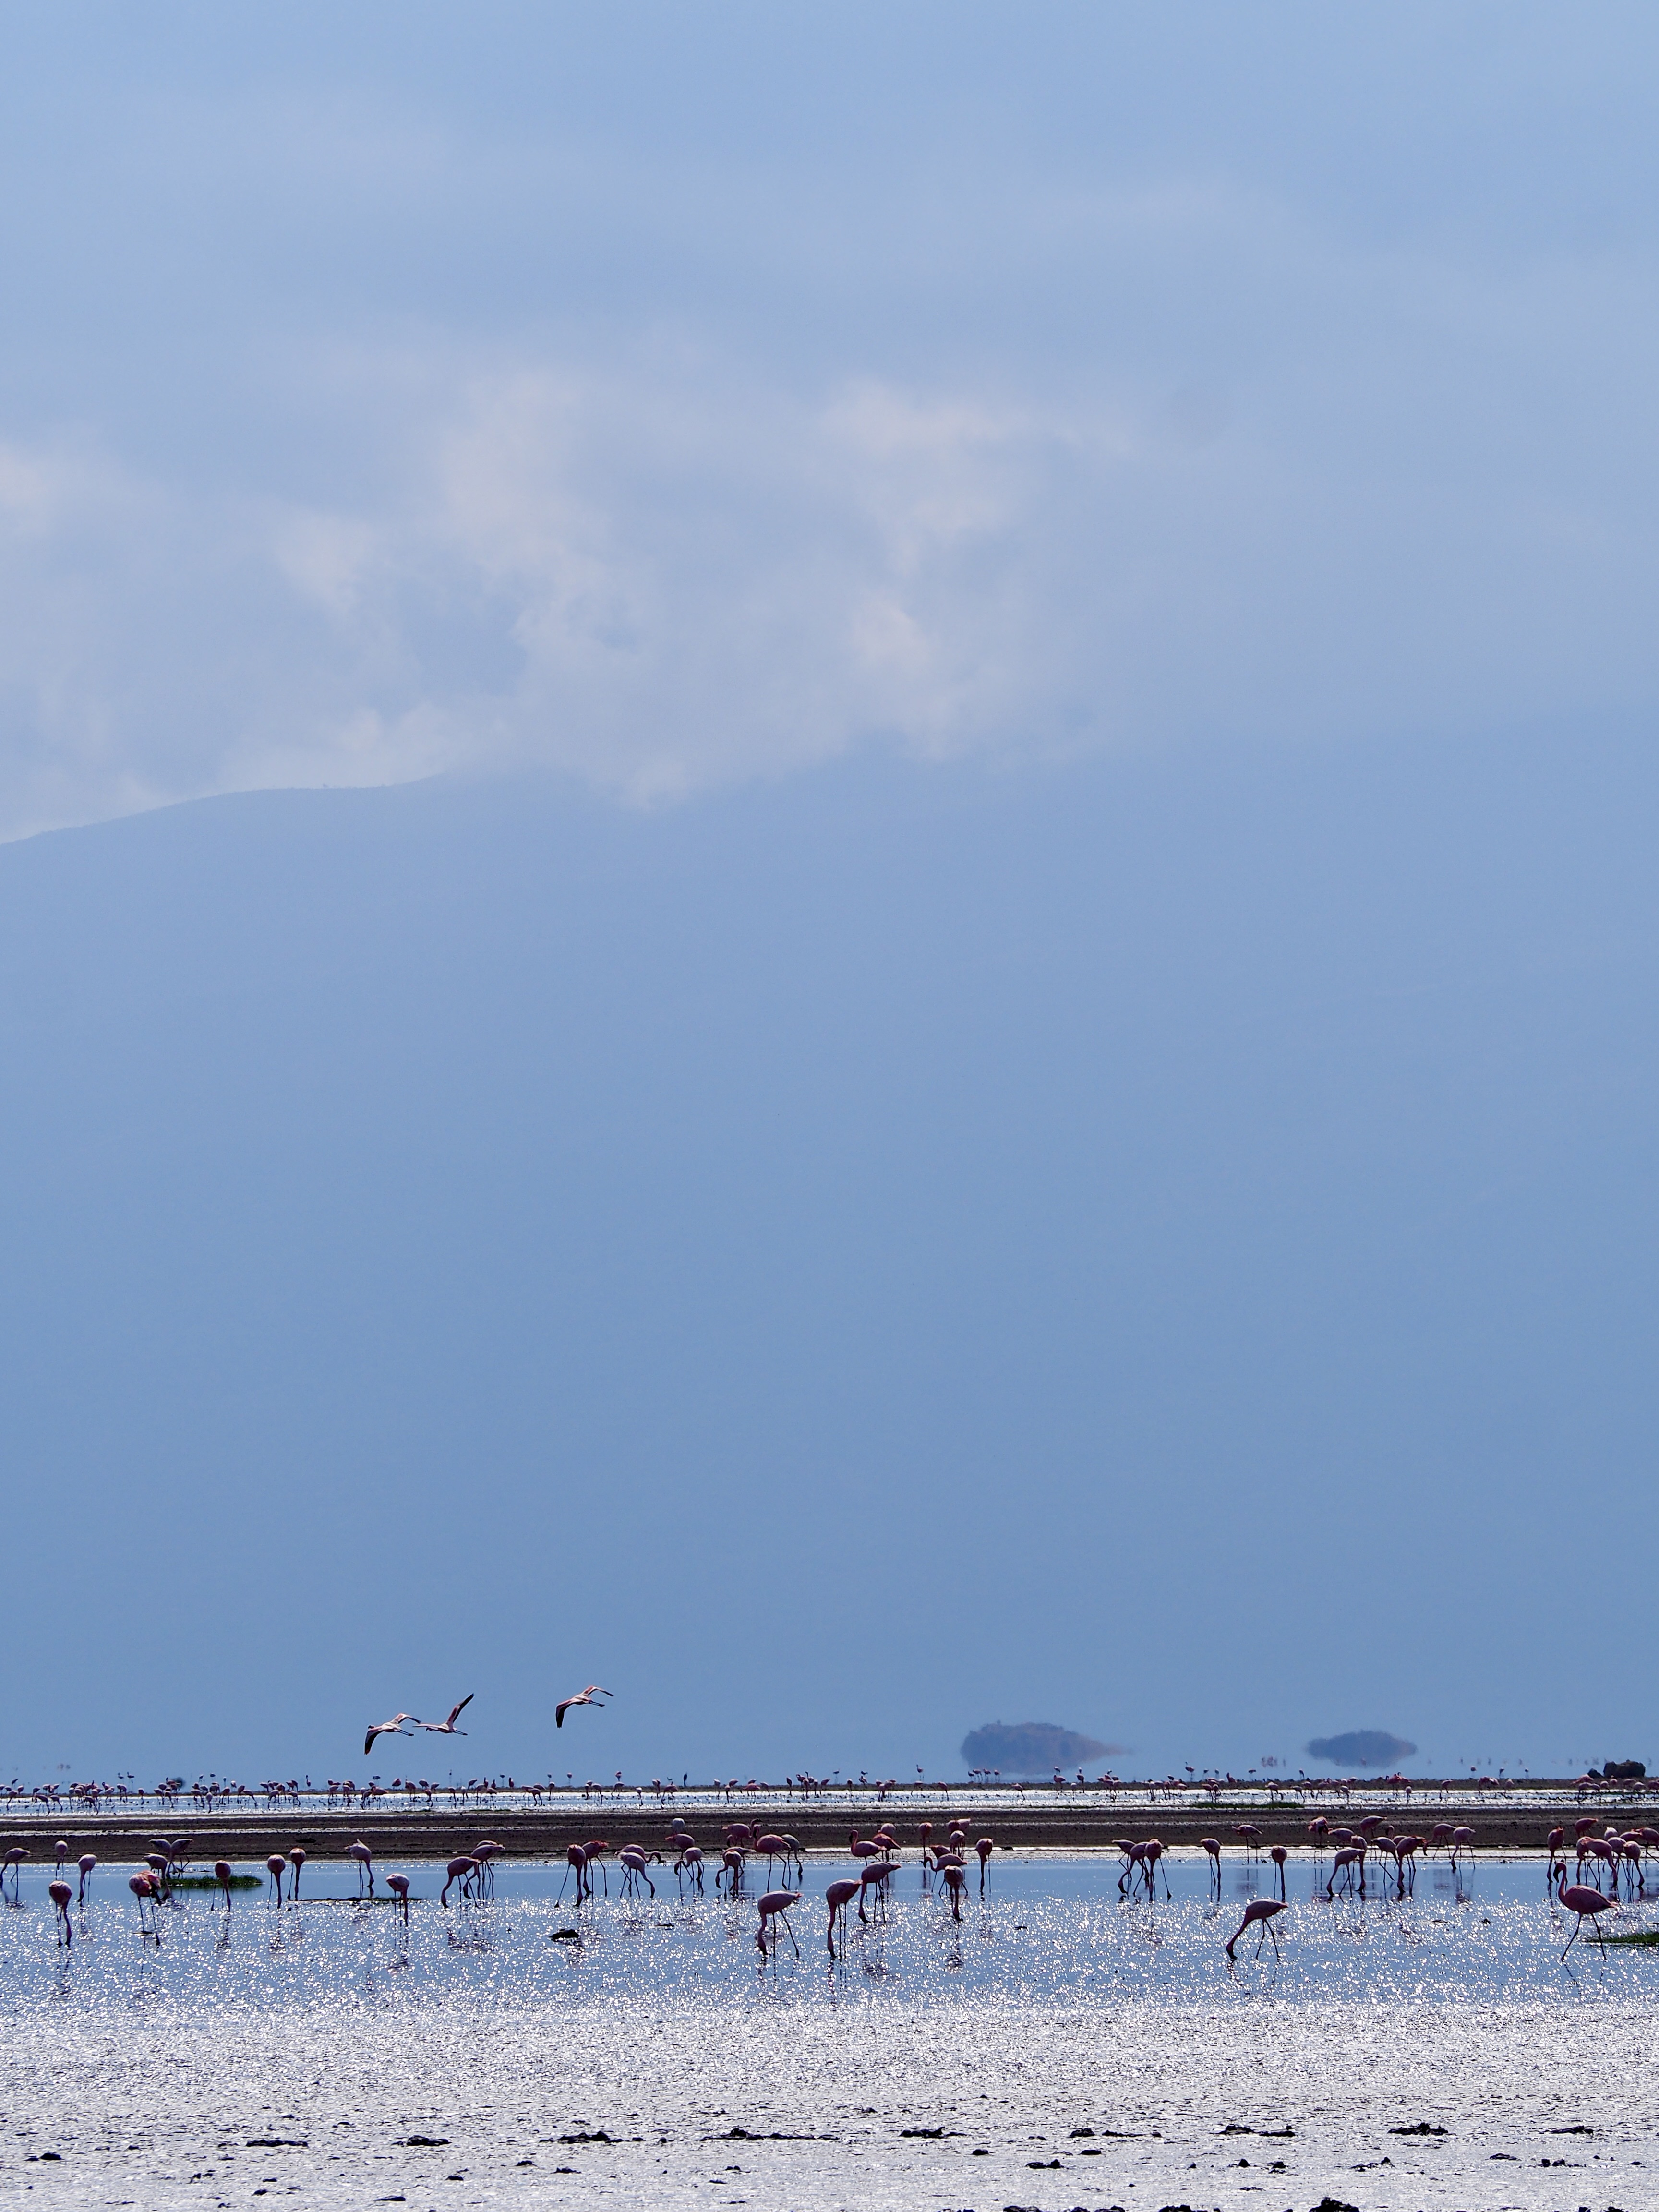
[1,6,1657,1784]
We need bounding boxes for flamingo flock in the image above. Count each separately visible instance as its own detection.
[9,1801,1656,1975]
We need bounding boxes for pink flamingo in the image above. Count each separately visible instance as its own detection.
[1556,1864,1615,1958]
[215,1860,235,1909]
[941,1863,967,1919]
[1546,1827,1567,1890]
[349,1840,375,1896]
[1269,1844,1288,1897]
[4,1846,27,1898]
[754,1833,789,1881]
[416,1692,473,1739]
[129,1870,158,1936]
[1450,1825,1476,1870]
[825,1877,859,1954]
[975,1838,994,1893]
[756,1887,801,1959]
[54,1840,68,1877]
[1226,1897,1286,1961]
[848,1831,883,1864]
[675,1845,705,1894]
[266,1853,287,1903]
[442,1855,479,1906]
[1325,1845,1365,1898]
[1234,1823,1262,1860]
[619,1847,655,1899]
[363,1712,416,1757]
[288,1846,306,1899]
[77,1854,96,1904]
[1200,1837,1222,1891]
[387,1873,411,1923]
[857,1860,897,1922]
[1142,1838,1171,1899]
[556,1845,589,1905]
[49,1879,73,1946]
[555,1685,613,1727]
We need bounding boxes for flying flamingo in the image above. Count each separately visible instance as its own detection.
[417,1693,473,1740]
[77,1854,96,1904]
[825,1877,859,1954]
[364,1712,415,1757]
[555,1686,613,1727]
[1556,1864,1615,1958]
[756,1888,801,1959]
[1226,1897,1287,1961]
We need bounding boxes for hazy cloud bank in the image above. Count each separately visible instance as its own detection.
[3,5,1659,836]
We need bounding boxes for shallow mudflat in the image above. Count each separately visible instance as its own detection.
[3,1854,1656,2210]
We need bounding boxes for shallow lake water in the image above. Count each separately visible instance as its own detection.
[3,1850,1656,2210]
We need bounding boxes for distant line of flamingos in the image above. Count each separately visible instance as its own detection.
[11,1804,1652,1966]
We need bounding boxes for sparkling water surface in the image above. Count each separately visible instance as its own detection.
[4,1851,1656,2210]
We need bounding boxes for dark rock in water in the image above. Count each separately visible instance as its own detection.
[1389,2121,1448,2135]
[1309,2199,1360,2212]
[1305,1729,1415,1767]
[1597,1758,1647,1779]
[961,1720,1117,1773]
[394,2136,447,2149]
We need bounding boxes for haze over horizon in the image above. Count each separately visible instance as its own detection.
[1,7,1657,1790]
[4,730,1657,1787]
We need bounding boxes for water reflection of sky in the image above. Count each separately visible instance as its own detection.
[3,1851,1657,2019]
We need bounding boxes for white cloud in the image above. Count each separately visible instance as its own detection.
[4,20,1659,839]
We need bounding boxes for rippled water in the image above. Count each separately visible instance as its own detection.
[4,1851,1657,2209]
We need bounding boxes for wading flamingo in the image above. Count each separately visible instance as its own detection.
[442,1856,479,1906]
[825,1877,858,1954]
[265,1854,287,1902]
[288,1846,306,1899]
[1556,1865,1615,1958]
[349,1840,375,1896]
[388,1873,411,1923]
[77,1854,96,1904]
[756,1888,801,1959]
[1226,1897,1286,1961]
[215,1861,235,1909]
[49,1880,72,1946]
